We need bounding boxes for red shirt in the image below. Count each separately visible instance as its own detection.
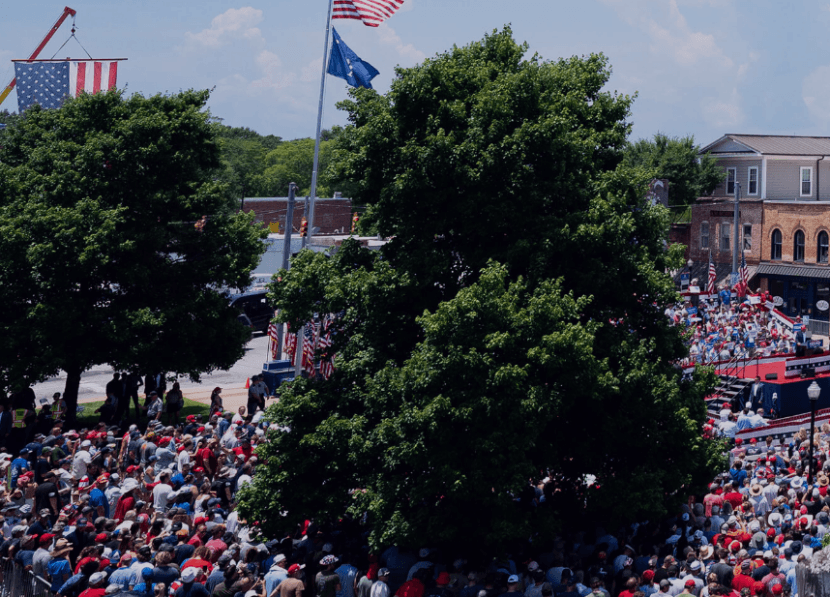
[724,491,744,509]
[396,579,424,597]
[233,445,253,461]
[205,539,228,562]
[182,557,214,573]
[113,495,135,523]
[732,574,755,593]
[199,448,217,474]
[79,589,106,597]
[188,534,204,548]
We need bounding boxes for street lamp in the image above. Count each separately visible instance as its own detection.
[807,380,821,484]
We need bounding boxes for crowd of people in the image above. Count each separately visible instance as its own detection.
[0,286,823,597]
[665,288,804,367]
[0,375,823,597]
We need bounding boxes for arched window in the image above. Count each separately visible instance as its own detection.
[771,229,782,260]
[794,230,805,262]
[819,231,829,263]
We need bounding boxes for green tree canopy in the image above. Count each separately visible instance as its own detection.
[0,90,267,416]
[240,27,722,553]
[623,133,724,206]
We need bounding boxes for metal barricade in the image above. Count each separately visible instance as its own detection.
[0,558,53,597]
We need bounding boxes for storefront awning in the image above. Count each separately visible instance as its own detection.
[756,263,830,280]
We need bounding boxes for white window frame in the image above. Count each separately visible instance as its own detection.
[700,221,710,249]
[726,168,737,195]
[747,167,758,195]
[720,222,731,252]
[800,167,812,197]
[742,223,752,251]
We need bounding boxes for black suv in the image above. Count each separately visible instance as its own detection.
[229,290,275,334]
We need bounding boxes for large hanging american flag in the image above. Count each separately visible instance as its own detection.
[707,252,716,295]
[332,0,405,27]
[738,254,749,297]
[302,323,317,377]
[14,60,120,112]
[284,324,297,362]
[318,316,335,380]
[267,323,279,360]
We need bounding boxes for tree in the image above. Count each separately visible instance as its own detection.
[623,133,724,206]
[239,27,722,553]
[212,123,282,200]
[0,90,267,418]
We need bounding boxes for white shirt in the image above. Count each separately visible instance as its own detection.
[72,450,92,480]
[152,483,174,512]
[177,450,190,471]
[371,581,390,597]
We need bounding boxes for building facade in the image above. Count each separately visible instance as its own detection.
[684,134,830,333]
[240,196,354,235]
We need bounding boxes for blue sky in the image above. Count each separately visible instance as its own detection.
[1,0,828,145]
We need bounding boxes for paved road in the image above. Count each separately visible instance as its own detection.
[32,333,277,412]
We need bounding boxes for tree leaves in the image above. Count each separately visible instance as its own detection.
[0,89,267,404]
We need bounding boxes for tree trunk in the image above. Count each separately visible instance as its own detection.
[63,365,82,426]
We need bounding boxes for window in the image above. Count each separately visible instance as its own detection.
[743,224,752,250]
[800,167,812,197]
[700,222,710,249]
[720,222,731,251]
[794,230,805,261]
[747,167,758,195]
[771,229,782,260]
[726,168,736,195]
[819,231,829,263]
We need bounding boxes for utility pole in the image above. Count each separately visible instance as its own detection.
[732,181,741,284]
[274,182,298,360]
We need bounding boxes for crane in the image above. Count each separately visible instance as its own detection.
[0,6,77,109]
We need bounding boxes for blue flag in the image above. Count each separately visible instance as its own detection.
[327,27,379,89]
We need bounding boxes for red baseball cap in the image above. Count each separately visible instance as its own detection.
[685,580,696,588]
[288,564,305,575]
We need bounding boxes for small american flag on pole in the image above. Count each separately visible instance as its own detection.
[707,252,716,295]
[738,253,749,297]
[332,0,405,27]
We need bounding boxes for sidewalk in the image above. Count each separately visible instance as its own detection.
[77,384,254,414]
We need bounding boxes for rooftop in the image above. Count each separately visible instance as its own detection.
[700,134,830,157]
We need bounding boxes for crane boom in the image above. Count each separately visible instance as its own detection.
[0,6,77,108]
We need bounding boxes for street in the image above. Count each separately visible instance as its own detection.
[32,332,273,408]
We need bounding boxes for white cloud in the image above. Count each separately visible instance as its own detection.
[301,58,323,83]
[376,23,426,64]
[250,50,296,91]
[802,65,830,130]
[184,7,264,49]
[700,88,744,128]
[601,0,732,69]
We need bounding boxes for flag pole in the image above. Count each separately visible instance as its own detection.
[296,0,334,379]
[306,0,335,252]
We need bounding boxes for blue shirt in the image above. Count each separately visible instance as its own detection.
[110,566,136,589]
[265,566,288,597]
[47,558,72,592]
[89,487,110,518]
[10,457,28,487]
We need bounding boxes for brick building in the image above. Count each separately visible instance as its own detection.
[240,196,354,235]
[680,134,830,334]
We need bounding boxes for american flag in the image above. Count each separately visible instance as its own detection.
[284,323,297,362]
[707,252,716,295]
[318,316,335,380]
[14,60,119,112]
[267,323,279,360]
[302,323,317,377]
[332,0,405,27]
[738,253,749,297]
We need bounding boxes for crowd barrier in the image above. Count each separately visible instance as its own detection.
[0,558,53,597]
